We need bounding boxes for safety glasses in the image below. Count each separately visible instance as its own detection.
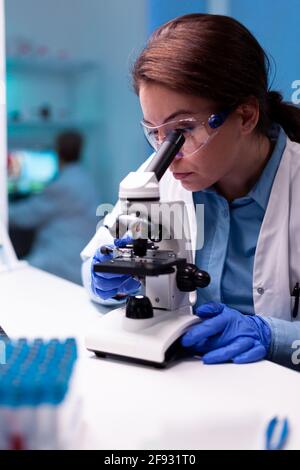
[141,110,230,157]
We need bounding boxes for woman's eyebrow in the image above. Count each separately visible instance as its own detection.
[143,110,198,125]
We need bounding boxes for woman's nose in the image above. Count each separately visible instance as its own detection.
[174,151,184,160]
[169,152,184,171]
[156,130,166,147]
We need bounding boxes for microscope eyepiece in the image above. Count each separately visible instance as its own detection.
[144,130,185,181]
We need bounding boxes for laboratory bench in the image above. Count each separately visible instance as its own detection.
[1,264,300,450]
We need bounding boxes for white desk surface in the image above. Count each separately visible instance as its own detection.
[1,265,300,450]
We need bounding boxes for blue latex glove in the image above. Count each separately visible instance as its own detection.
[91,235,141,300]
[181,302,272,364]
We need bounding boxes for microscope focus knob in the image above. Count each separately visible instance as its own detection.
[133,239,148,257]
[176,263,211,291]
[126,295,154,319]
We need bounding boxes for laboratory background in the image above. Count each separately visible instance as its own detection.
[3,0,300,284]
[0,0,300,453]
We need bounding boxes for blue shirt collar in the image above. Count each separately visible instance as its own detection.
[246,125,286,210]
[201,124,287,210]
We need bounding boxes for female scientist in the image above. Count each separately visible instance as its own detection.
[81,14,300,370]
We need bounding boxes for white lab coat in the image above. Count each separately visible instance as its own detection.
[81,137,300,321]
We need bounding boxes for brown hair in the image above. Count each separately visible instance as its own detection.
[56,130,84,163]
[132,13,300,142]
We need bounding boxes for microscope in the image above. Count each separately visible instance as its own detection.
[85,131,210,367]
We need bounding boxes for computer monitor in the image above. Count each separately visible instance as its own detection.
[7,149,58,196]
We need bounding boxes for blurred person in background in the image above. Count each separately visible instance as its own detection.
[9,130,98,284]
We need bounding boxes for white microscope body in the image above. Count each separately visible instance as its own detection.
[85,132,210,367]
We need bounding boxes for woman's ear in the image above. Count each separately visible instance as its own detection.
[235,96,260,135]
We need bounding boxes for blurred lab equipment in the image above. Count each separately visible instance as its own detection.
[0,338,80,450]
[7,148,58,196]
[265,416,289,450]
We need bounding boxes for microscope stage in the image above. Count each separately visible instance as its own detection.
[93,256,186,276]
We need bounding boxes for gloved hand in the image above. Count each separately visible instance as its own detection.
[181,302,272,364]
[91,235,141,300]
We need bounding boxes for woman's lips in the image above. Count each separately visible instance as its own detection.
[172,172,193,180]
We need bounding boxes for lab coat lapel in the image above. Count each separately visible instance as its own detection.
[253,138,294,320]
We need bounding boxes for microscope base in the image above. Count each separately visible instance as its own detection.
[85,305,200,367]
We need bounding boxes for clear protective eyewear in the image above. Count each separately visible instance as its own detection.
[141,110,230,157]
